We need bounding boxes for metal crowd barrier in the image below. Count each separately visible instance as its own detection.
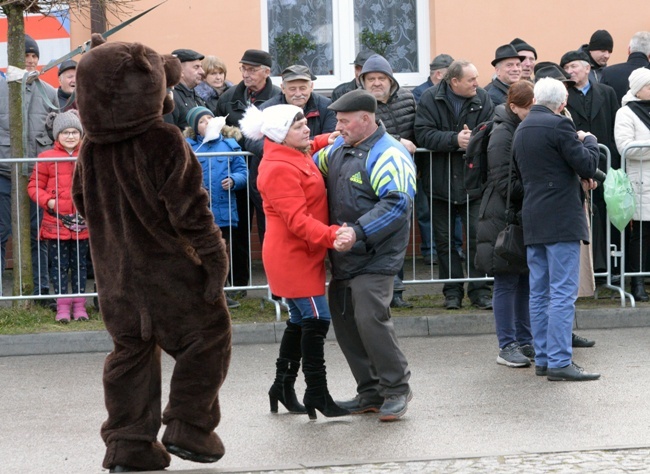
[617,142,650,307]
[0,145,639,318]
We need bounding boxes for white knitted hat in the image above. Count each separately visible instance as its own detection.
[629,67,650,97]
[239,104,303,143]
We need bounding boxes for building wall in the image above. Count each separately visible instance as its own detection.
[68,0,648,90]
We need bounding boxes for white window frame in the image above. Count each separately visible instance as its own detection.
[261,0,430,90]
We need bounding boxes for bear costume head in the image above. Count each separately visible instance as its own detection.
[75,34,181,143]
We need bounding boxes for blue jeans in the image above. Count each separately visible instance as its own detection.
[287,295,331,324]
[0,175,48,291]
[527,241,580,369]
[493,272,532,349]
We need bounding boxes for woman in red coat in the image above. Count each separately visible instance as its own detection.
[241,104,350,420]
[28,110,89,323]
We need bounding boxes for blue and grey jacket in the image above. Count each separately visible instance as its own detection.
[314,122,416,280]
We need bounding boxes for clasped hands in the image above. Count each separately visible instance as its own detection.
[333,223,356,252]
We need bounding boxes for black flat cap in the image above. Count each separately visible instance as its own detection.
[491,44,526,67]
[172,49,204,62]
[282,64,316,81]
[328,89,377,113]
[430,53,454,71]
[510,37,537,59]
[534,63,576,88]
[58,59,77,76]
[560,50,590,68]
[351,50,375,67]
[240,49,273,68]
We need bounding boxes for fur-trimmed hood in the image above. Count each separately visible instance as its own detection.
[182,124,242,142]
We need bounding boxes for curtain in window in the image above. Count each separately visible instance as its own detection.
[354,0,418,73]
[267,0,333,76]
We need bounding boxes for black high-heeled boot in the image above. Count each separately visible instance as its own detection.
[269,321,306,414]
[631,277,649,302]
[301,318,349,420]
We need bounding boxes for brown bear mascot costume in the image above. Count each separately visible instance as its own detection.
[71,34,232,472]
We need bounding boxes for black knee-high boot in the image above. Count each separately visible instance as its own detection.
[269,321,306,414]
[301,318,349,420]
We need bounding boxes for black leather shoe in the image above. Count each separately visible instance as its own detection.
[390,295,413,308]
[164,444,223,463]
[472,295,493,310]
[535,365,547,376]
[572,333,595,347]
[335,394,384,414]
[444,295,462,310]
[547,362,600,381]
[378,389,413,422]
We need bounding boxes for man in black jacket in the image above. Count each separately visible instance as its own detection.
[163,49,206,129]
[561,50,620,280]
[331,50,374,102]
[216,50,281,295]
[484,44,524,106]
[601,31,650,105]
[414,60,495,310]
[578,29,614,83]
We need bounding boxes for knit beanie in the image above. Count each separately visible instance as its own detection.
[359,54,396,86]
[25,34,39,58]
[239,104,303,143]
[186,106,214,136]
[629,67,650,97]
[588,30,613,52]
[51,110,83,140]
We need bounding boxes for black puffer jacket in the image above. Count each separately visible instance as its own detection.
[475,105,526,275]
[414,80,494,203]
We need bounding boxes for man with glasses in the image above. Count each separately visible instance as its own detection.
[164,49,206,130]
[216,50,281,297]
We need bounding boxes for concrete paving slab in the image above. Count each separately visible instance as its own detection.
[1,328,648,473]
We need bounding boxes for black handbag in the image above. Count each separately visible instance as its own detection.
[494,151,527,267]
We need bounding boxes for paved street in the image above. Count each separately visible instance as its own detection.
[1,327,649,473]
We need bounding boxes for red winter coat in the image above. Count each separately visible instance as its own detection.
[257,134,337,298]
[27,141,89,240]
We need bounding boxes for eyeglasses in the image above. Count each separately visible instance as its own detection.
[61,130,80,137]
[239,65,262,75]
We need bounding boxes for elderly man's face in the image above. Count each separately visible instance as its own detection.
[59,69,76,94]
[564,60,590,87]
[25,52,38,72]
[336,110,372,145]
[180,60,204,88]
[451,64,479,98]
[363,72,392,103]
[590,50,611,67]
[430,68,447,86]
[282,79,313,108]
[240,64,270,92]
[495,58,522,85]
[519,51,536,80]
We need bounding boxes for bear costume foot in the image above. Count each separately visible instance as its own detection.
[103,439,170,472]
[162,419,225,464]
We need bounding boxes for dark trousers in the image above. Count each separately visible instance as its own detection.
[48,239,89,294]
[430,198,490,301]
[628,220,650,273]
[329,273,410,398]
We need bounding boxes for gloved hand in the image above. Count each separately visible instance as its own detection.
[200,243,229,305]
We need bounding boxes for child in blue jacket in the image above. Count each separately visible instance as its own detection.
[185,106,248,308]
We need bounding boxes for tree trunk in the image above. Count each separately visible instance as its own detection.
[90,0,107,34]
[4,4,34,305]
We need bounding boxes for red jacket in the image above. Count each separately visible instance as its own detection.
[257,134,337,298]
[27,142,89,240]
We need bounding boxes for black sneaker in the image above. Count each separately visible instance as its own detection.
[572,333,595,347]
[444,295,462,310]
[472,295,493,310]
[520,344,535,360]
[336,394,384,414]
[378,389,413,422]
[226,296,240,309]
[390,295,413,308]
[496,342,531,368]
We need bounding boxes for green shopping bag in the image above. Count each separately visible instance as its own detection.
[603,168,636,232]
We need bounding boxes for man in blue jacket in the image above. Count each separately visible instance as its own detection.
[513,77,601,382]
